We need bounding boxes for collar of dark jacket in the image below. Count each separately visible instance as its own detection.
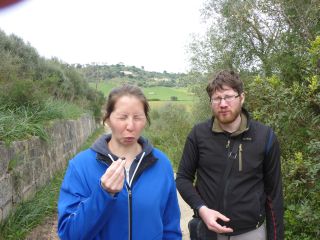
[212,110,249,136]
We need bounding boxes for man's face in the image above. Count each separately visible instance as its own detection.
[210,86,244,124]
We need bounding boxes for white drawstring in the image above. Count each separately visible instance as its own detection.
[129,152,145,187]
[107,154,115,162]
[107,152,145,187]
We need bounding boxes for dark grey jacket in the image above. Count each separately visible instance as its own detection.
[176,109,284,239]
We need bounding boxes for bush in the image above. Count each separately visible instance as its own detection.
[170,96,178,101]
[190,82,212,122]
[144,103,193,169]
[246,75,320,239]
[0,79,47,109]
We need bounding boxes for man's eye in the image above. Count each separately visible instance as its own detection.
[224,96,232,100]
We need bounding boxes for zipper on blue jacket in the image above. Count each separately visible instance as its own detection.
[106,152,145,240]
[126,185,132,240]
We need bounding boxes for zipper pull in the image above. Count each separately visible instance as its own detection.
[226,140,230,149]
[128,188,132,199]
[239,144,243,171]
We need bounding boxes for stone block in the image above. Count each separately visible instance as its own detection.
[0,174,12,207]
[1,200,13,222]
[0,145,10,176]
[22,184,37,202]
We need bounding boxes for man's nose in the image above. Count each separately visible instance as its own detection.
[219,98,228,106]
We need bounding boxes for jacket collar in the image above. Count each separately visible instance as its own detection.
[212,108,250,136]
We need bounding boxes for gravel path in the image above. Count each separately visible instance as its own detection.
[178,190,193,239]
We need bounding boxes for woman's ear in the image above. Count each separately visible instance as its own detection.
[105,117,111,127]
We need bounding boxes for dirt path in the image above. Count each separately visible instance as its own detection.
[178,191,193,239]
[25,191,192,239]
[25,214,58,240]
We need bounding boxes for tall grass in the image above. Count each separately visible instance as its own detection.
[0,126,106,240]
[0,99,86,144]
[144,103,193,170]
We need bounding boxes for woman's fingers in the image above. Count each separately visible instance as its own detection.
[101,159,126,193]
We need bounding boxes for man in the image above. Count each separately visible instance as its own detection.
[176,70,284,240]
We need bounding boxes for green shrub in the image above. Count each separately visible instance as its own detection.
[0,79,47,109]
[170,96,178,101]
[190,82,212,122]
[246,75,320,239]
[144,103,193,169]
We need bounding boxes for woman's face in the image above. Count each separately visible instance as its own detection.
[107,95,147,146]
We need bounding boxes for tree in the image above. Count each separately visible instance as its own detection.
[189,0,320,82]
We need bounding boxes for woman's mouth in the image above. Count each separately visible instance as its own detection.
[124,137,135,142]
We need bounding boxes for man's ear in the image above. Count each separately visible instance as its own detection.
[240,92,245,106]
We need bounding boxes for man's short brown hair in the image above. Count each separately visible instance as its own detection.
[206,70,244,98]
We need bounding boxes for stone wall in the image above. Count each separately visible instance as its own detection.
[0,114,98,222]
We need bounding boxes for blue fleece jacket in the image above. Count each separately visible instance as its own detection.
[57,134,182,240]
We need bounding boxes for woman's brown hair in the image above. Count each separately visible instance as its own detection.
[102,84,150,125]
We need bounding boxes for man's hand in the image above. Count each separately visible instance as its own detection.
[100,158,126,194]
[199,206,233,234]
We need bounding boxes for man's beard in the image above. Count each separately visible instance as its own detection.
[214,107,242,124]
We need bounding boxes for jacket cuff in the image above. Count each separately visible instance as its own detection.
[194,204,206,217]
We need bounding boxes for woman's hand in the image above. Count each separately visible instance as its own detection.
[100,158,126,194]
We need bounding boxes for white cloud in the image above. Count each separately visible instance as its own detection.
[0,0,205,73]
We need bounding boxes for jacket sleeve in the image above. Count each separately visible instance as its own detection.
[263,130,284,240]
[175,127,206,210]
[57,160,117,240]
[162,168,182,240]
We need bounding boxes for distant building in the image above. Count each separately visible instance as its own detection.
[120,70,133,76]
[153,77,170,82]
[120,70,136,77]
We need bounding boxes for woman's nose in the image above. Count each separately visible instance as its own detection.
[125,118,134,130]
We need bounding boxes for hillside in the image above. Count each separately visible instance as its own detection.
[74,63,189,87]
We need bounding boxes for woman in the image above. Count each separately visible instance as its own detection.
[57,84,182,240]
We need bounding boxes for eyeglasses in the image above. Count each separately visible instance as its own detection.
[210,94,240,104]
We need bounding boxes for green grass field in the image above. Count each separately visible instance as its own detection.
[89,82,195,102]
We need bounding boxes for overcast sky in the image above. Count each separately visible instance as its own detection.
[0,0,206,73]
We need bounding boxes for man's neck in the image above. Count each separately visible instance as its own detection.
[219,114,242,133]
